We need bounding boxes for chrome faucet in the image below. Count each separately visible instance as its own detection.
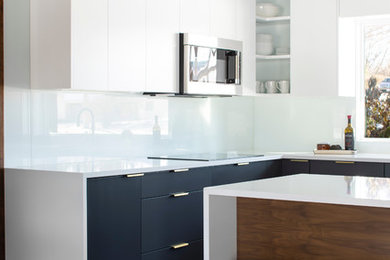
[77,108,95,134]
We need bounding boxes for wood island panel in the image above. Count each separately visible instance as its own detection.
[237,197,390,259]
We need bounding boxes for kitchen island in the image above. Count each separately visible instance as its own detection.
[204,174,390,259]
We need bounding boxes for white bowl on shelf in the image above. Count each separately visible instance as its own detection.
[256,3,280,18]
[256,34,273,43]
[256,42,273,55]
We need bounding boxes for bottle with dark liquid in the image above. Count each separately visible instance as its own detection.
[344,115,354,150]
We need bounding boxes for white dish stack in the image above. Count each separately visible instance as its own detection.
[256,34,273,55]
[256,3,280,18]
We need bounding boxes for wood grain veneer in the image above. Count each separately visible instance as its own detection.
[237,197,390,259]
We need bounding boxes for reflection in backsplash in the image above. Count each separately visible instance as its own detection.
[253,96,356,153]
[5,87,255,167]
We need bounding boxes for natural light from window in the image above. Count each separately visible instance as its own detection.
[340,15,390,140]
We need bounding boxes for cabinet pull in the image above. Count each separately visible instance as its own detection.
[171,192,189,198]
[290,159,309,163]
[335,161,355,164]
[125,173,144,178]
[171,242,189,249]
[236,162,250,166]
[172,168,189,173]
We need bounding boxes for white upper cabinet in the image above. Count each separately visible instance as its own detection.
[108,0,146,92]
[146,0,179,93]
[30,0,108,91]
[290,0,339,96]
[237,0,256,95]
[180,0,211,35]
[210,0,237,39]
[29,0,254,94]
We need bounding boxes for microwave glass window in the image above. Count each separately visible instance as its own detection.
[189,46,217,83]
[189,46,238,84]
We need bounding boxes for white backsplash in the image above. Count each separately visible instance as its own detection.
[253,96,357,153]
[4,87,255,167]
[7,86,390,168]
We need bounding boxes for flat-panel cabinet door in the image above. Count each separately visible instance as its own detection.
[108,0,146,92]
[291,0,338,96]
[87,175,142,260]
[146,0,179,93]
[282,159,310,175]
[72,0,108,91]
[237,0,256,96]
[180,0,210,35]
[142,240,203,260]
[310,160,384,177]
[384,164,390,177]
[211,160,282,186]
[142,191,203,253]
[142,167,211,198]
[210,0,237,39]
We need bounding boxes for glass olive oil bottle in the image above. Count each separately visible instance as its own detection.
[344,115,354,150]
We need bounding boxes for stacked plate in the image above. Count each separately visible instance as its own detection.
[256,34,273,55]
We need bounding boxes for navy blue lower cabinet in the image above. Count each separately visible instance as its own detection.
[87,174,142,260]
[211,160,282,185]
[310,160,384,177]
[142,240,203,260]
[142,191,203,253]
[385,164,390,177]
[142,167,211,198]
[282,159,310,176]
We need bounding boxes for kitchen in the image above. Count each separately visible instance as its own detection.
[3,0,390,259]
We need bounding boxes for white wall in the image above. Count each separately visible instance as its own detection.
[340,0,390,18]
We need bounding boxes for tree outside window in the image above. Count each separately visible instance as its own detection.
[364,23,390,137]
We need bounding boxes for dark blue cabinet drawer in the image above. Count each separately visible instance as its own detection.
[142,191,203,252]
[142,240,203,260]
[310,160,384,177]
[211,160,282,186]
[87,175,142,260]
[282,159,310,175]
[142,167,211,198]
[385,164,390,177]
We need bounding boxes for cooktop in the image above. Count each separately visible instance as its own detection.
[147,153,264,162]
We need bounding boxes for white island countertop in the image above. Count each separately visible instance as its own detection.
[204,174,390,208]
[204,174,390,260]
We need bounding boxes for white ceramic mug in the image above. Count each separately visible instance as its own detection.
[265,81,277,93]
[256,81,265,93]
[277,80,290,93]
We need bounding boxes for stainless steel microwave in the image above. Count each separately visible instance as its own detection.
[179,33,242,96]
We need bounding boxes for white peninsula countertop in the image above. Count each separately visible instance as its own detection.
[6,152,390,178]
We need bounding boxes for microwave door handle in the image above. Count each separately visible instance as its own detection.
[235,52,241,85]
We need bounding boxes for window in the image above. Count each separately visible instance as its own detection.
[363,22,390,138]
[340,16,390,140]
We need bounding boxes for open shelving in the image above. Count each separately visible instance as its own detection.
[256,0,291,95]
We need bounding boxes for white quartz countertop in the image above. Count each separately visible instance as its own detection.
[6,152,390,178]
[282,152,390,163]
[204,174,390,208]
[6,154,282,178]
